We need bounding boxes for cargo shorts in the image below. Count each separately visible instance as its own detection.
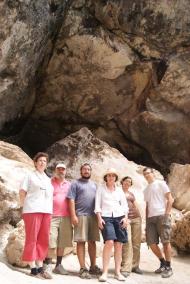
[49,216,73,248]
[146,214,172,246]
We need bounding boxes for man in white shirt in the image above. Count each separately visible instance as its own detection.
[143,167,174,278]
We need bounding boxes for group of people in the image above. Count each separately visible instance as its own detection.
[19,152,174,281]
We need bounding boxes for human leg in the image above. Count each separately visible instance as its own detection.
[114,242,124,276]
[131,217,143,274]
[121,222,132,274]
[22,213,43,262]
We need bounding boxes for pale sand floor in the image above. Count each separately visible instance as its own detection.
[0,243,190,284]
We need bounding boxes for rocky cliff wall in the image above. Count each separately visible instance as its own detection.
[0,0,190,172]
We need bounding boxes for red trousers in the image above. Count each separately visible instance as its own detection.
[22,213,51,261]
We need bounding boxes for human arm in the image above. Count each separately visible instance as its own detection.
[19,189,27,207]
[94,186,105,229]
[165,192,174,215]
[96,212,105,230]
[67,182,78,225]
[68,199,78,225]
[120,189,128,228]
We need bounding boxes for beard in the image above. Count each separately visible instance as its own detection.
[55,173,65,180]
[81,174,91,179]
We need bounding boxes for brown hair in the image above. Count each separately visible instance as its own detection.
[143,167,154,174]
[104,174,118,182]
[80,163,92,172]
[33,152,49,163]
[120,176,133,185]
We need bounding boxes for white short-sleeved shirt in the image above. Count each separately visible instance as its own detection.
[95,185,129,217]
[144,179,170,218]
[20,170,53,214]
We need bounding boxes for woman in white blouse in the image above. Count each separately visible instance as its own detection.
[95,168,128,282]
[19,152,53,279]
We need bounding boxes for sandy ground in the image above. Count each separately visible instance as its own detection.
[0,244,190,284]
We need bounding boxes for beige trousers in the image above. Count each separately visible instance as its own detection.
[121,217,142,272]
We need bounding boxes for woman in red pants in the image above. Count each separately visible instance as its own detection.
[19,152,53,279]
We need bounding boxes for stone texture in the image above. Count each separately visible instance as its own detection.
[5,220,27,267]
[0,141,33,225]
[0,0,70,138]
[171,211,190,253]
[18,0,190,172]
[168,163,190,212]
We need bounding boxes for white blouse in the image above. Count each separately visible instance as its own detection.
[20,170,53,214]
[95,185,129,217]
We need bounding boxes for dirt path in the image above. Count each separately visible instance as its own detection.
[0,244,190,284]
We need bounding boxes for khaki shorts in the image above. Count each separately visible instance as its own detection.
[74,215,100,242]
[49,216,73,248]
[146,214,172,246]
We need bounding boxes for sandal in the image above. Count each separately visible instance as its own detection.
[79,268,91,279]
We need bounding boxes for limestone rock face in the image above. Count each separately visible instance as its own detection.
[19,0,190,172]
[168,163,190,212]
[0,0,70,137]
[0,141,33,225]
[171,211,190,253]
[21,0,153,162]
[5,220,27,267]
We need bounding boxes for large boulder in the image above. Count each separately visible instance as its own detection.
[168,163,190,212]
[0,141,33,225]
[47,127,148,207]
[0,141,33,258]
[5,220,27,267]
[171,211,190,253]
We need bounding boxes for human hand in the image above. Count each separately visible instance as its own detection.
[98,218,105,230]
[120,217,128,229]
[71,215,78,226]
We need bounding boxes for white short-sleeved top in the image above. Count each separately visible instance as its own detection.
[20,170,53,214]
[144,179,170,218]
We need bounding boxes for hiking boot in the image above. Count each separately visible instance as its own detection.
[132,267,143,275]
[121,271,130,278]
[161,267,173,278]
[89,265,102,275]
[154,264,166,274]
[79,268,91,279]
[53,264,69,275]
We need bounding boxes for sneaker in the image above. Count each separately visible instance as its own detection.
[161,267,173,278]
[89,265,102,275]
[79,268,91,279]
[132,267,143,275]
[53,264,69,275]
[40,270,53,279]
[155,264,166,274]
[99,273,107,282]
[29,272,44,279]
[43,263,52,274]
[114,274,126,281]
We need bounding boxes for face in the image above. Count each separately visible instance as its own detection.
[143,170,154,182]
[55,167,66,179]
[122,178,132,190]
[81,165,91,179]
[106,173,117,183]
[35,156,47,172]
